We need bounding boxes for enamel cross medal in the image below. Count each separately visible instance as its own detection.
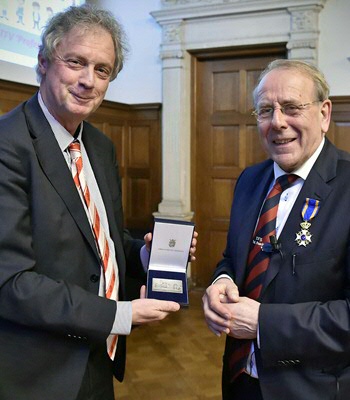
[295,198,320,247]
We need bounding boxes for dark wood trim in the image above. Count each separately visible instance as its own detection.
[0,79,161,116]
[330,95,350,105]
[0,79,38,94]
[330,96,350,120]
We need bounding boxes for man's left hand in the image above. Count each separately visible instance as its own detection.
[226,296,260,339]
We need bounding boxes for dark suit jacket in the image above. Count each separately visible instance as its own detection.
[0,94,146,400]
[215,138,350,400]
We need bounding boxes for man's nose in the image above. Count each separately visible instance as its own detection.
[270,107,288,129]
[79,66,95,87]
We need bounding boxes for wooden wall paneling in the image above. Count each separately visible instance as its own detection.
[126,122,152,230]
[105,122,127,192]
[0,79,162,235]
[88,101,162,234]
[327,96,350,153]
[0,80,37,115]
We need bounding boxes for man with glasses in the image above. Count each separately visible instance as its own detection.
[203,59,350,399]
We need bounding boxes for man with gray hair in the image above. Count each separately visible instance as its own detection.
[0,5,196,400]
[203,59,350,399]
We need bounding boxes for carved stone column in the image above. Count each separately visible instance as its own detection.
[287,5,325,64]
[153,20,194,221]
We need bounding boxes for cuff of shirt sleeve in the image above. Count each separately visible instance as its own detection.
[140,245,150,272]
[111,301,132,335]
[212,274,233,284]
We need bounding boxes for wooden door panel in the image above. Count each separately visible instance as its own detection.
[213,70,240,111]
[212,125,240,167]
[192,50,286,287]
[209,230,228,267]
[246,124,268,166]
[328,121,350,152]
[212,178,235,220]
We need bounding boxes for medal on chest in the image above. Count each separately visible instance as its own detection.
[295,198,320,247]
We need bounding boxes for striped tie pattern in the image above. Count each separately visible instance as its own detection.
[69,140,118,360]
[229,174,298,381]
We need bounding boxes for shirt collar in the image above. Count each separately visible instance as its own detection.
[274,137,325,181]
[38,91,83,152]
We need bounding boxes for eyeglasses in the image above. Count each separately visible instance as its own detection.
[251,100,321,122]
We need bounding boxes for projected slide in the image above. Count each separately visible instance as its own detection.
[0,0,85,68]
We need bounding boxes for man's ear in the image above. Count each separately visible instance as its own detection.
[320,99,332,134]
[37,53,48,76]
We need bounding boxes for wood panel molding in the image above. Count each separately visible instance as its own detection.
[330,95,350,115]
[327,95,350,154]
[0,79,162,235]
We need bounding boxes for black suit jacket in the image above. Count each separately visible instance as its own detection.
[215,139,350,399]
[0,94,145,400]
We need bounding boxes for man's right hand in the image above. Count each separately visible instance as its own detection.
[131,285,180,325]
[202,278,239,337]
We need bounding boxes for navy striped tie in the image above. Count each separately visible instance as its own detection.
[229,174,298,381]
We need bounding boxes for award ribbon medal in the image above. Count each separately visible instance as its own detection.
[295,198,320,247]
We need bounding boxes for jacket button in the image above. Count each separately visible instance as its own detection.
[90,274,99,283]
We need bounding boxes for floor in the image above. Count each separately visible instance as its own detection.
[114,289,225,400]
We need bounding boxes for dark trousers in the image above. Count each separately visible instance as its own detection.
[223,373,264,400]
[76,343,115,400]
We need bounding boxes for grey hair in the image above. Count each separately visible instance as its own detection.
[35,4,128,82]
[253,59,330,106]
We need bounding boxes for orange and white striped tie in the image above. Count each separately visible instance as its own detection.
[69,140,118,359]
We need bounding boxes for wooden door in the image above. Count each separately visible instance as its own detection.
[191,48,286,287]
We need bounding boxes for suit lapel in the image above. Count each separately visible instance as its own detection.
[261,139,336,297]
[235,166,274,287]
[24,95,100,262]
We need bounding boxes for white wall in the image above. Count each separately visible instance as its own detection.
[319,0,350,96]
[0,59,38,87]
[0,0,163,104]
[99,0,162,104]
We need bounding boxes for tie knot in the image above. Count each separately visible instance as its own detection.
[68,140,81,160]
[275,174,298,192]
